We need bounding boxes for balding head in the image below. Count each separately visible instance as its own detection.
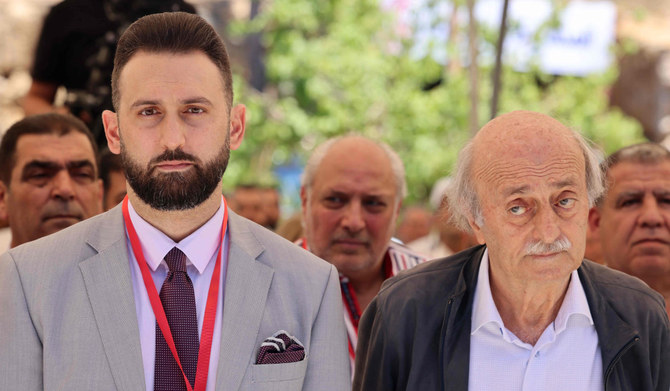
[300,135,405,279]
[302,135,407,201]
[474,110,577,158]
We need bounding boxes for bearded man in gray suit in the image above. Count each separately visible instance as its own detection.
[0,12,349,391]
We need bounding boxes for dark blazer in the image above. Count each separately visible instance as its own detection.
[353,245,670,391]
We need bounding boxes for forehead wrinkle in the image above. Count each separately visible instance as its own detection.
[475,155,583,189]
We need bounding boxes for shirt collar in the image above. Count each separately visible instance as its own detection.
[471,249,508,338]
[471,249,594,338]
[553,268,594,333]
[127,197,226,274]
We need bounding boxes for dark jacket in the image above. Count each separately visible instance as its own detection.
[353,245,670,391]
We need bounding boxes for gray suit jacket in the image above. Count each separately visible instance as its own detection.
[0,206,350,390]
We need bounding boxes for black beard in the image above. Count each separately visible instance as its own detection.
[121,138,230,211]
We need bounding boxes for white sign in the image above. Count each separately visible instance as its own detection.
[476,0,617,76]
[389,0,617,76]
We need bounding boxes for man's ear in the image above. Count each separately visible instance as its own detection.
[299,186,308,216]
[467,216,486,245]
[0,181,8,222]
[102,110,121,154]
[229,104,246,150]
[588,207,601,234]
[395,199,403,219]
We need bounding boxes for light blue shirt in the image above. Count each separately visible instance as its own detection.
[126,198,229,391]
[469,249,603,390]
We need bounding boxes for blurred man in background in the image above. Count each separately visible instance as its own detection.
[589,142,670,317]
[299,134,428,373]
[0,113,103,249]
[395,205,432,244]
[260,186,281,230]
[229,184,282,230]
[229,184,267,226]
[406,176,476,259]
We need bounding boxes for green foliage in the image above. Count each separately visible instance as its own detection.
[225,0,644,204]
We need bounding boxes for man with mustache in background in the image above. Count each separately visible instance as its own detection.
[354,111,670,391]
[298,134,428,374]
[589,142,670,318]
[0,113,103,251]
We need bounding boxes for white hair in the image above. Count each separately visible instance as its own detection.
[301,134,408,200]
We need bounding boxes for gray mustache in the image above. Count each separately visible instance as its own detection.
[525,236,572,256]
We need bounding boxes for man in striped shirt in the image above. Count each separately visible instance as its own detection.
[298,135,427,373]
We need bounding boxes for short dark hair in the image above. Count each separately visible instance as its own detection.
[111,12,233,111]
[595,142,670,206]
[0,113,99,185]
[99,147,124,192]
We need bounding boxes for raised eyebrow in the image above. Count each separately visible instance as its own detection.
[502,185,529,197]
[502,179,579,198]
[552,178,580,190]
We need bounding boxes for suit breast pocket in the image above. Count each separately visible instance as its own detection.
[251,356,308,384]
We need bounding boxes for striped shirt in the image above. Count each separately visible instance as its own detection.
[297,238,428,374]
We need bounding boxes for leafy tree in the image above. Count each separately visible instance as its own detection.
[225,0,644,205]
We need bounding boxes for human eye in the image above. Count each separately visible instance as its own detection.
[557,198,576,209]
[185,106,205,114]
[323,195,345,208]
[70,168,95,184]
[617,197,640,208]
[657,194,670,206]
[138,107,159,116]
[363,198,386,212]
[23,168,52,186]
[508,205,527,215]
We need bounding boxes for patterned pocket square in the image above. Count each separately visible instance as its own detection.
[256,330,305,364]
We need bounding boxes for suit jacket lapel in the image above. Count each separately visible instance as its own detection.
[216,211,274,390]
[78,207,146,391]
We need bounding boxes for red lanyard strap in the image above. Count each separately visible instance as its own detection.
[122,196,227,391]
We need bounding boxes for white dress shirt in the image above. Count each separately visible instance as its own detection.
[126,198,229,391]
[469,249,603,391]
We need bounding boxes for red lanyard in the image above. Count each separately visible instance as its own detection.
[122,196,228,391]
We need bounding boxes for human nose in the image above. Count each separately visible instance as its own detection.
[341,201,365,233]
[533,205,561,243]
[159,113,186,151]
[639,198,663,228]
[50,171,75,200]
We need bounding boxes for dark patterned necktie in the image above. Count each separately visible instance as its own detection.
[154,247,199,391]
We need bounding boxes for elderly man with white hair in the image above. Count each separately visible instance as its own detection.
[353,111,670,391]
